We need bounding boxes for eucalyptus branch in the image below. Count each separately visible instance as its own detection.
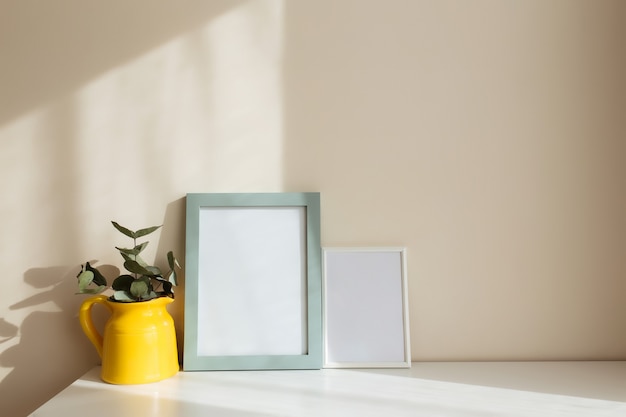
[76,221,181,302]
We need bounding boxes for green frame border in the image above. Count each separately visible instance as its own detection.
[183,192,322,370]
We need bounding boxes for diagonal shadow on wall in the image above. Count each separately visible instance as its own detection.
[0,0,245,127]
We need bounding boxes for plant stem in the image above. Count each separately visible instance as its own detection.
[133,236,138,279]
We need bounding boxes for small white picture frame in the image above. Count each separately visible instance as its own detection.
[323,247,411,368]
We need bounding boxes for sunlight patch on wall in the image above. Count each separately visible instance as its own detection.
[74,0,285,200]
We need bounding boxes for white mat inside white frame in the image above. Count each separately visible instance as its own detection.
[322,247,410,368]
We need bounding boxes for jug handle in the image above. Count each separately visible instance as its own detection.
[79,295,112,358]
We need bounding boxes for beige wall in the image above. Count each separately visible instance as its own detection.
[1,0,624,415]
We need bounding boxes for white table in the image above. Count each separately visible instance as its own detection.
[31,362,626,417]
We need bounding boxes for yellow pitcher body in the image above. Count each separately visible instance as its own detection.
[79,295,179,384]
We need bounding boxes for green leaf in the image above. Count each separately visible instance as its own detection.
[133,254,149,267]
[134,241,148,254]
[77,269,94,292]
[167,251,181,271]
[116,242,148,256]
[77,263,108,293]
[120,252,133,263]
[85,262,107,286]
[124,260,156,276]
[112,290,135,302]
[142,291,158,301]
[119,253,149,268]
[166,252,179,286]
[130,277,151,299]
[145,265,162,276]
[162,281,174,296]
[112,275,134,291]
[135,225,161,238]
[166,269,177,286]
[116,247,133,255]
[111,221,136,238]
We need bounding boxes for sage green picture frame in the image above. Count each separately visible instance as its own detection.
[183,192,322,371]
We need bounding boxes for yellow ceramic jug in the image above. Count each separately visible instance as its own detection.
[79,294,179,384]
